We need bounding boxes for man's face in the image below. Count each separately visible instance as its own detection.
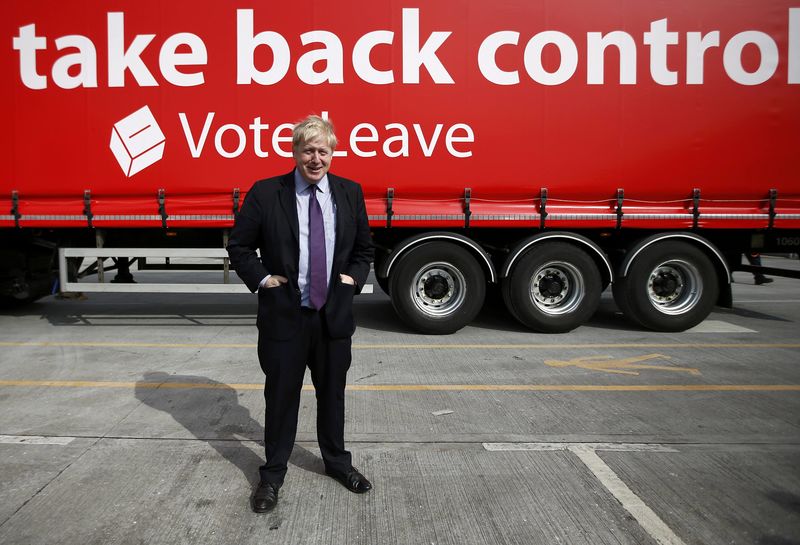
[293,136,332,183]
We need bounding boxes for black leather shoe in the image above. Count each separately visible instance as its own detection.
[755,276,773,285]
[252,481,279,513]
[326,467,373,494]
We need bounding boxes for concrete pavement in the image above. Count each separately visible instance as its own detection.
[1,256,799,544]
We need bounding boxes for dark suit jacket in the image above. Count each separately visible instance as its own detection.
[227,171,374,340]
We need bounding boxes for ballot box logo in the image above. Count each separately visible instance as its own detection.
[110,106,166,177]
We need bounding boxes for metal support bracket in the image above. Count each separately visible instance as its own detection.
[157,189,168,228]
[222,229,230,284]
[83,190,94,229]
[615,188,624,230]
[539,188,548,230]
[768,188,777,230]
[464,188,472,228]
[11,190,20,228]
[58,247,253,294]
[386,187,394,228]
[95,229,105,283]
[692,188,701,229]
[232,188,240,216]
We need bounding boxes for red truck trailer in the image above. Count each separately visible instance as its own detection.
[2,0,799,334]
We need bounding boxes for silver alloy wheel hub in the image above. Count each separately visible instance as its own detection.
[646,260,702,315]
[529,262,585,315]
[411,262,467,317]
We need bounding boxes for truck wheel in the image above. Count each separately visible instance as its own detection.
[613,241,718,331]
[389,242,485,334]
[502,242,601,333]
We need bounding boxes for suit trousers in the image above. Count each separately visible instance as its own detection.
[257,307,353,486]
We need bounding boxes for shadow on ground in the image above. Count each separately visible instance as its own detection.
[134,372,324,490]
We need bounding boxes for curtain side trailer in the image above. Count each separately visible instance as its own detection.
[2,0,799,333]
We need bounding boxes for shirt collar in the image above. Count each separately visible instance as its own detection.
[294,169,329,195]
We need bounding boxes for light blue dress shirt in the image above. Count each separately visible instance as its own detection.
[294,169,336,308]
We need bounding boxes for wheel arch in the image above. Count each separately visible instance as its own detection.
[501,232,613,287]
[377,232,497,284]
[619,232,732,308]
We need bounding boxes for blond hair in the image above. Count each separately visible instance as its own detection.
[292,115,338,150]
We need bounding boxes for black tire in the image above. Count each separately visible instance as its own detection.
[389,241,485,334]
[0,294,40,308]
[613,241,719,332]
[502,242,602,333]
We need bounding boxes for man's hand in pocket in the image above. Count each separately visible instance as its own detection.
[265,275,288,288]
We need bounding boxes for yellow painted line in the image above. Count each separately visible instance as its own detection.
[359,343,800,350]
[1,341,800,350]
[0,380,262,390]
[0,341,255,349]
[0,379,799,392]
[346,384,800,392]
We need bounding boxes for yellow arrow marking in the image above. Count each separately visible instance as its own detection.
[544,354,701,376]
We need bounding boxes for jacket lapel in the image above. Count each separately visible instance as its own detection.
[278,171,299,245]
[329,174,347,260]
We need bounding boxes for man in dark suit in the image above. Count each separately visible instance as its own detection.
[227,115,374,513]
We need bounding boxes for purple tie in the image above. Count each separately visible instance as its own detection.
[308,185,327,310]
